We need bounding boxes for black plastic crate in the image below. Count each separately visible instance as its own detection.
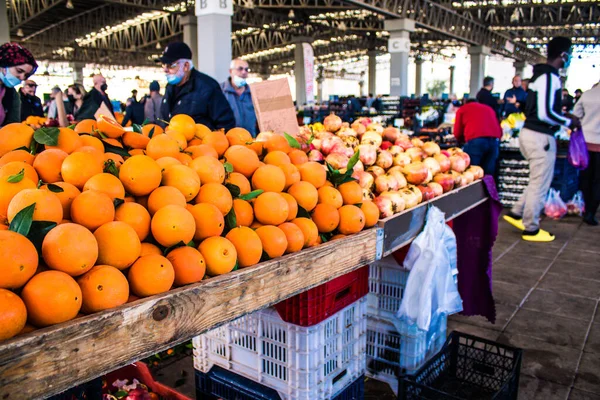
[195,367,364,400]
[47,378,103,400]
[398,332,522,400]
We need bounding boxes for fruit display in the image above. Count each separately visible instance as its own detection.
[299,114,484,218]
[0,115,381,341]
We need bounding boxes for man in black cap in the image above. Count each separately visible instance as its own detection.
[158,42,235,130]
[19,79,44,121]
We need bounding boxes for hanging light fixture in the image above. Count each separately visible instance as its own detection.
[156,42,161,49]
[288,10,295,19]
[16,28,24,37]
[66,0,74,9]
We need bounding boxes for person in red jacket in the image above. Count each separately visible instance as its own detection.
[453,99,502,176]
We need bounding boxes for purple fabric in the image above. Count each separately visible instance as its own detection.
[453,175,503,324]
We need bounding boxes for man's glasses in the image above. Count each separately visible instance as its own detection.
[162,61,180,70]
[26,83,37,88]
[235,66,250,72]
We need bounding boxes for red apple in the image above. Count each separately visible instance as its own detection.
[402,162,429,185]
[433,173,455,193]
[449,155,467,173]
[427,182,444,197]
[434,153,451,173]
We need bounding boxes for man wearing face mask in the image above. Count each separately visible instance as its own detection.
[0,42,38,127]
[159,42,235,131]
[503,37,581,243]
[19,80,44,121]
[221,58,257,137]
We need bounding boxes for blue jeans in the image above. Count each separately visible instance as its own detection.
[462,137,500,177]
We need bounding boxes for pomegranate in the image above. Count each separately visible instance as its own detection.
[458,151,471,168]
[427,182,444,197]
[256,131,275,142]
[408,185,423,205]
[358,144,378,166]
[449,155,467,173]
[422,141,441,157]
[383,127,401,143]
[367,165,386,178]
[311,138,322,151]
[324,113,343,132]
[423,157,441,176]
[351,120,367,136]
[393,152,412,168]
[387,166,408,189]
[341,135,359,149]
[399,187,420,209]
[326,153,349,170]
[402,162,429,185]
[441,150,451,157]
[374,195,395,218]
[352,170,375,190]
[376,150,393,169]
[405,147,425,162]
[380,141,393,150]
[362,188,375,201]
[367,123,384,134]
[449,170,463,187]
[433,173,455,193]
[434,153,451,173]
[338,127,358,138]
[466,165,484,179]
[379,191,406,213]
[361,131,383,148]
[411,137,424,147]
[375,174,396,193]
[308,149,324,162]
[424,169,433,184]
[330,142,354,158]
[395,138,414,150]
[353,160,364,172]
[463,170,475,184]
[321,136,344,155]
[447,147,462,156]
[388,145,403,157]
[417,185,436,201]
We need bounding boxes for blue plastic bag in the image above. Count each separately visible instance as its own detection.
[568,128,589,170]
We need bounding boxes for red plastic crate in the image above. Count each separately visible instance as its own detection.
[273,265,369,326]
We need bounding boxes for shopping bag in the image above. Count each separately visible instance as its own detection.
[544,188,568,219]
[568,128,589,170]
[567,191,585,216]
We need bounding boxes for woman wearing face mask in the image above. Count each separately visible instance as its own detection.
[0,42,38,127]
[53,83,87,127]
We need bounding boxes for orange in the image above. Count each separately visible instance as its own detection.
[21,270,82,327]
[97,114,125,139]
[156,156,181,172]
[103,138,123,148]
[253,192,288,226]
[32,148,68,183]
[0,161,38,184]
[337,205,365,235]
[264,151,291,166]
[264,134,291,154]
[0,288,27,341]
[140,242,162,257]
[45,127,82,154]
[195,183,233,215]
[292,217,319,248]
[278,222,305,254]
[83,173,126,201]
[0,230,38,289]
[104,153,124,168]
[42,223,98,276]
[74,146,105,166]
[288,149,308,165]
[311,203,340,233]
[77,265,129,313]
[142,123,164,138]
[278,163,301,190]
[250,220,263,229]
[147,186,187,216]
[40,181,80,220]
[331,234,346,241]
[167,246,206,286]
[246,141,264,157]
[115,202,151,241]
[287,181,318,212]
[166,130,188,150]
[189,203,224,241]
[361,201,379,228]
[189,156,225,184]
[317,186,343,209]
[186,144,219,159]
[0,123,34,157]
[136,195,149,209]
[202,131,229,157]
[0,176,36,224]
[70,190,115,231]
[195,124,211,140]
[188,138,202,146]
[79,135,105,152]
[226,172,251,195]
[338,181,363,205]
[7,188,63,224]
[175,152,192,165]
[128,255,175,297]
[94,221,142,270]
[161,164,201,201]
[146,134,181,160]
[122,131,150,149]
[256,225,287,259]
[198,236,237,276]
[119,155,162,196]
[168,114,196,141]
[298,162,327,188]
[232,199,254,227]
[61,151,103,190]
[151,205,196,247]
[223,145,260,178]
[74,119,98,135]
[280,192,298,221]
[226,127,253,146]
[0,149,34,166]
[226,226,262,268]
[129,149,146,156]
[251,165,286,193]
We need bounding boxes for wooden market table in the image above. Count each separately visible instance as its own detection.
[0,180,489,400]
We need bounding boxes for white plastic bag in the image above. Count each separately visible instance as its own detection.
[397,206,463,331]
[567,191,585,216]
[544,188,567,219]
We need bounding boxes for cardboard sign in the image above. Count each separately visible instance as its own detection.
[250,78,299,135]
[94,101,115,121]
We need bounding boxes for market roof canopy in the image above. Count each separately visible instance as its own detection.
[6,0,598,69]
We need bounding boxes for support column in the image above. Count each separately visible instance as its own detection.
[384,19,415,97]
[468,45,490,98]
[0,0,9,44]
[293,37,314,106]
[513,60,527,77]
[449,66,455,95]
[181,15,199,68]
[71,62,85,85]
[415,57,424,97]
[367,50,378,95]
[195,0,232,83]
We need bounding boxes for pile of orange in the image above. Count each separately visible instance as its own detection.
[0,114,377,342]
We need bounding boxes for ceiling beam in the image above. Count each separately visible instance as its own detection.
[7,0,65,29]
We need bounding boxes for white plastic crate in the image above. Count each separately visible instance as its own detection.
[193,298,367,400]
[365,313,447,395]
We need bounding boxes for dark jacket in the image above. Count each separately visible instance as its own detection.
[19,92,44,121]
[76,87,114,121]
[524,64,571,135]
[161,68,235,131]
[122,100,145,126]
[502,86,528,116]
[476,88,499,118]
[1,87,20,126]
[220,78,257,137]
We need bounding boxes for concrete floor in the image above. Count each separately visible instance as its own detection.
[155,213,600,399]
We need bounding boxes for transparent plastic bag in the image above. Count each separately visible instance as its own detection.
[544,188,568,219]
[568,128,589,170]
[567,190,585,216]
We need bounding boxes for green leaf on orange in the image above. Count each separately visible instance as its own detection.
[8,203,36,236]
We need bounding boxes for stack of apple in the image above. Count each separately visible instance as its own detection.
[301,114,484,218]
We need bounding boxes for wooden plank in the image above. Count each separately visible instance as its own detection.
[0,229,378,400]
[377,180,488,256]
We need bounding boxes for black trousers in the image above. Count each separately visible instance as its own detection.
[580,150,600,217]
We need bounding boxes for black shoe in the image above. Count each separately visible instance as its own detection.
[583,213,599,226]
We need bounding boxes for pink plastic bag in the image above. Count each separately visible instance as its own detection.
[568,128,589,170]
[544,188,567,220]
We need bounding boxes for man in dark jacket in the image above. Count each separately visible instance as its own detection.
[221,58,257,136]
[502,75,528,116]
[503,37,581,242]
[76,74,115,120]
[158,42,235,130]
[19,80,43,121]
[476,76,500,118]
[121,97,145,126]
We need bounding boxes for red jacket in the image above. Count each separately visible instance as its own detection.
[454,102,502,142]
